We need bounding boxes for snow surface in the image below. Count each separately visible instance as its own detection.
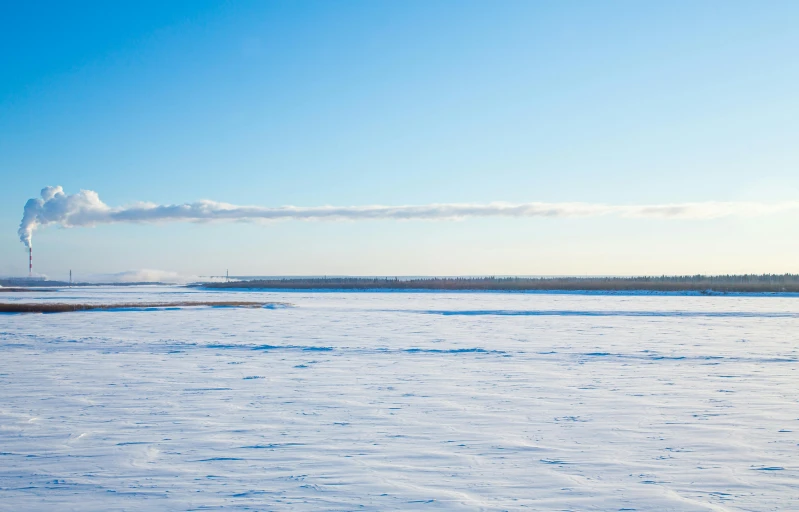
[1,287,797,511]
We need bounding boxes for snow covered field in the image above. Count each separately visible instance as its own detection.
[1,287,797,511]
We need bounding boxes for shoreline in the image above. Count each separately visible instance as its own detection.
[198,286,799,297]
[197,276,799,294]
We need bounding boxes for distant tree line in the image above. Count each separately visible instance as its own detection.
[201,275,799,293]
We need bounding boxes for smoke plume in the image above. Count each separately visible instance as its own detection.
[18,186,799,247]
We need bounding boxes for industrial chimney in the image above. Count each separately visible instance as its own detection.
[29,247,32,278]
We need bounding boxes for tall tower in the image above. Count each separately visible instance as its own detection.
[29,247,32,278]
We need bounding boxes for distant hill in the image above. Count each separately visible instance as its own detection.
[0,278,168,287]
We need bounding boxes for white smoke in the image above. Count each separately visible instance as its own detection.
[82,269,197,284]
[18,186,799,247]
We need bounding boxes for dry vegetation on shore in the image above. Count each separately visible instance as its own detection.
[0,301,286,314]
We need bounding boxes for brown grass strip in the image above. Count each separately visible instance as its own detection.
[0,288,53,293]
[0,301,288,314]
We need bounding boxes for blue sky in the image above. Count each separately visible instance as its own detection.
[1,1,798,278]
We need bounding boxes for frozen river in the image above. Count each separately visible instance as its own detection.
[1,286,797,511]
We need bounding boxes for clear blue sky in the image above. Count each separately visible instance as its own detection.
[1,1,798,278]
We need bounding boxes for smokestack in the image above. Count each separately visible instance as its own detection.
[29,247,32,278]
